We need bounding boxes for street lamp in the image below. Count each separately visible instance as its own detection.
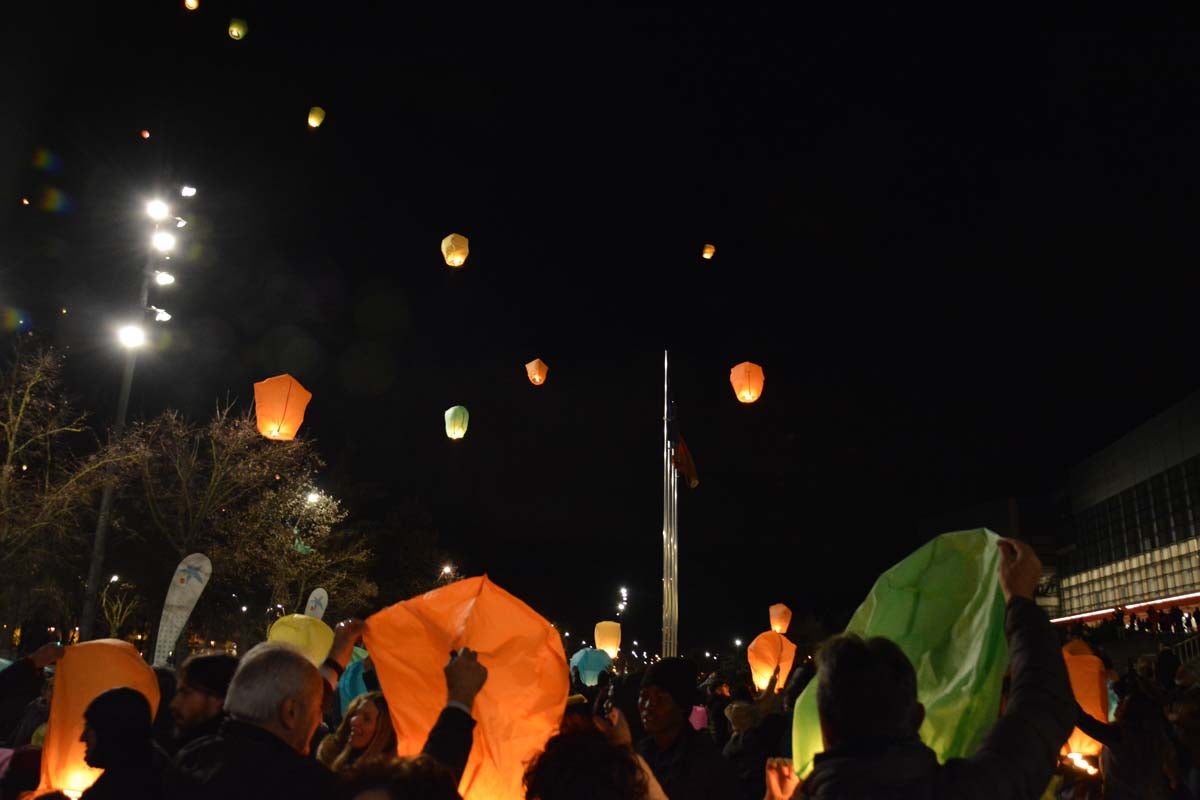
[306,491,320,504]
[151,231,176,252]
[109,575,119,583]
[151,307,171,322]
[117,325,146,349]
[146,199,169,221]
[154,271,175,286]
[180,185,196,197]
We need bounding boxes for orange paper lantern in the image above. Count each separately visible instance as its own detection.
[747,630,796,692]
[364,576,567,800]
[254,374,312,440]
[701,243,716,259]
[37,640,160,797]
[1062,640,1109,757]
[729,361,764,404]
[441,233,469,268]
[525,358,549,386]
[594,621,621,659]
[769,603,792,634]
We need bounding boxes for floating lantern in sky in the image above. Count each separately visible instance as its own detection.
[228,18,248,40]
[702,243,716,259]
[441,233,469,268]
[20,198,28,206]
[729,361,764,404]
[525,358,548,386]
[253,374,312,441]
[747,630,796,692]
[140,129,151,140]
[308,107,326,128]
[444,405,469,440]
[184,0,198,9]
[769,603,792,634]
[594,621,621,659]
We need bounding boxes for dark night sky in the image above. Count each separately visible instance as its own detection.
[4,7,1200,651]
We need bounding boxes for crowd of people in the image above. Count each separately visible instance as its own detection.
[0,538,1195,798]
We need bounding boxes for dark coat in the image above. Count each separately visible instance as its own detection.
[637,724,740,800]
[800,597,1075,799]
[81,744,168,800]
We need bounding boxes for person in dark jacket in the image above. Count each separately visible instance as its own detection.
[169,652,238,752]
[1076,687,1177,799]
[1156,642,1181,695]
[766,537,1075,799]
[0,641,62,737]
[79,687,167,800]
[635,657,739,799]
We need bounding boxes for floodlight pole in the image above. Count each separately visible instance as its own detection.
[662,350,679,657]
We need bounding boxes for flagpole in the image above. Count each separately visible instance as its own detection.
[662,350,678,657]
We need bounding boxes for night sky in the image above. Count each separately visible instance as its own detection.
[4,8,1200,652]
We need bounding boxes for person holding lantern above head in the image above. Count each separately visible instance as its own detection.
[169,652,238,753]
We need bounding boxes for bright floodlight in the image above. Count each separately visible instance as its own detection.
[146,199,170,221]
[181,185,197,197]
[442,564,453,574]
[117,325,146,349]
[306,491,320,504]
[153,308,171,322]
[734,638,743,647]
[154,271,175,286]
[151,231,176,252]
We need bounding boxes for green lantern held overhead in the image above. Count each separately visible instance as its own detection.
[444,405,469,440]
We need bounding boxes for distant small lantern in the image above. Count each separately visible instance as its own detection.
[441,233,469,268]
[702,243,716,260]
[747,630,797,692]
[729,361,765,404]
[769,603,792,634]
[444,405,469,440]
[253,374,312,441]
[525,358,548,386]
[140,129,151,140]
[307,107,326,129]
[184,0,198,9]
[228,18,248,40]
[594,621,621,659]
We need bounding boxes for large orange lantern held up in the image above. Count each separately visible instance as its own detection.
[525,358,548,386]
[747,630,796,692]
[594,620,621,659]
[1062,639,1109,758]
[769,603,792,634]
[254,374,312,440]
[441,233,469,268]
[729,361,765,404]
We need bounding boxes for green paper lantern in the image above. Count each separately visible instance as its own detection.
[444,405,469,440]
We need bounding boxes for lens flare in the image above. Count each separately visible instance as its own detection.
[38,188,72,213]
[32,147,61,174]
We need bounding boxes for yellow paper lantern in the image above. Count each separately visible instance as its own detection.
[769,603,792,634]
[702,243,716,259]
[729,361,765,404]
[253,374,313,441]
[747,630,796,692]
[594,620,621,659]
[525,358,549,386]
[307,106,326,129]
[228,18,248,40]
[184,0,198,9]
[441,233,469,268]
[445,405,469,440]
[268,614,335,667]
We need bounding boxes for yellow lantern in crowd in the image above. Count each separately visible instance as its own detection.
[729,361,765,404]
[594,621,621,659]
[441,233,469,268]
[254,374,313,441]
[308,107,326,128]
[525,358,549,386]
[747,630,796,692]
[445,405,469,440]
[702,243,716,259]
[228,18,248,39]
[769,603,792,634]
[269,614,335,667]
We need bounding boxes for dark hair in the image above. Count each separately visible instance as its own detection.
[815,634,920,747]
[523,728,648,800]
[179,652,239,699]
[339,755,460,800]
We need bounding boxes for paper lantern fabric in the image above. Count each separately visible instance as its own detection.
[365,576,567,800]
[769,603,792,634]
[791,529,1008,777]
[729,361,765,404]
[748,631,797,692]
[269,614,335,666]
[308,106,326,128]
[228,18,247,39]
[702,243,716,259]
[37,640,160,797]
[569,648,613,687]
[525,358,548,386]
[254,374,312,440]
[594,621,621,659]
[445,405,469,440]
[1062,640,1109,757]
[441,233,469,267]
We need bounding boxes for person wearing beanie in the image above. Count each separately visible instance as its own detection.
[635,657,738,799]
[80,687,166,800]
[170,653,238,751]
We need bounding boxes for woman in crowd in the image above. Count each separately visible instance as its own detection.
[328,691,397,773]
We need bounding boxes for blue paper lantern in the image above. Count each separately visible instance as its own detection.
[569,647,612,687]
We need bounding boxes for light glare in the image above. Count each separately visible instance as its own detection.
[181,185,197,197]
[306,491,320,504]
[146,199,170,221]
[151,231,176,252]
[154,271,175,286]
[117,325,146,349]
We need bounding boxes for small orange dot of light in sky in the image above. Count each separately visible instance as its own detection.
[141,129,151,139]
[20,198,28,206]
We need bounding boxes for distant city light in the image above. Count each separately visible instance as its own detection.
[175,217,187,228]
[154,271,175,286]
[442,564,453,574]
[110,575,119,583]
[306,491,320,504]
[180,185,197,197]
[152,307,171,322]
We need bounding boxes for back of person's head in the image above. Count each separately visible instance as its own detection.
[815,634,921,748]
[180,652,239,700]
[84,687,154,767]
[224,641,323,748]
[340,754,461,800]
[523,728,648,800]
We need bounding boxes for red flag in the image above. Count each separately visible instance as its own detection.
[673,436,699,489]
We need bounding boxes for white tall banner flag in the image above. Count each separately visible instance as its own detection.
[153,553,213,667]
[305,588,329,620]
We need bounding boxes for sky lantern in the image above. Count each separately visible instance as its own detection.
[441,233,469,267]
[307,106,326,128]
[594,620,621,659]
[269,614,335,666]
[37,640,160,797]
[525,358,548,386]
[1062,639,1109,758]
[184,0,198,9]
[253,374,313,441]
[747,630,796,692]
[729,361,765,404]
[140,129,151,140]
[444,405,469,440]
[702,243,716,259]
[769,603,792,634]
[228,18,248,40]
[569,647,613,687]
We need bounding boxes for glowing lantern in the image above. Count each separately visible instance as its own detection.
[525,358,548,386]
[1062,640,1108,757]
[254,374,312,441]
[594,621,621,659]
[747,630,796,692]
[140,129,151,140]
[228,18,248,39]
[702,243,716,259]
[184,0,198,9]
[37,640,160,797]
[769,603,792,634]
[569,647,612,687]
[441,233,469,268]
[729,361,765,404]
[269,614,335,667]
[307,106,326,128]
[444,405,469,440]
